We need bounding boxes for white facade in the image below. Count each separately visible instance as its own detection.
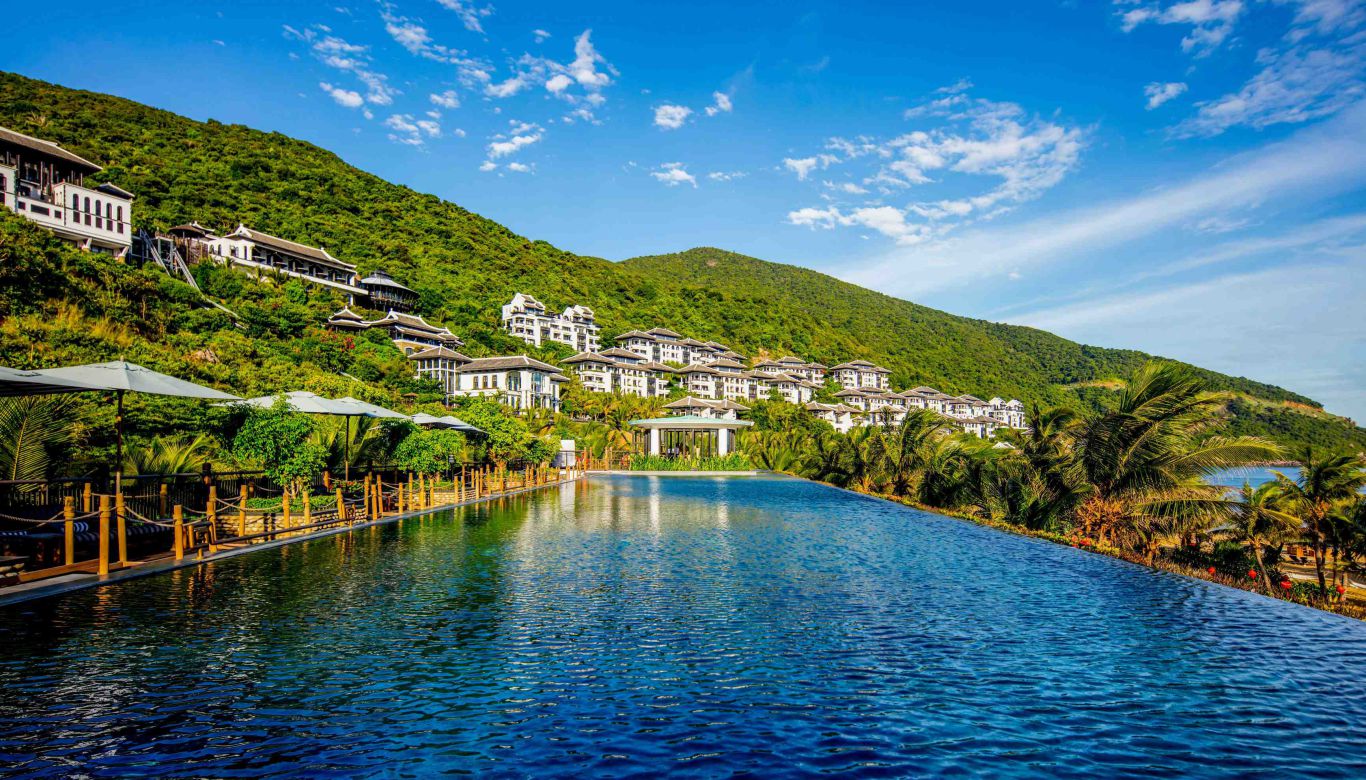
[206,224,364,295]
[411,351,565,410]
[560,349,672,398]
[831,360,891,390]
[0,127,133,254]
[501,292,601,352]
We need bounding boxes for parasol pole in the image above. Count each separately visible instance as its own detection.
[344,415,352,481]
[114,389,125,496]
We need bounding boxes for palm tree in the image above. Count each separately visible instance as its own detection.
[123,434,213,476]
[1274,446,1366,591]
[1220,481,1300,592]
[1327,497,1366,602]
[0,396,73,482]
[1069,362,1279,559]
[867,409,955,497]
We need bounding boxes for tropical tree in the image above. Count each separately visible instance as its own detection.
[866,409,955,497]
[231,400,326,496]
[123,433,213,476]
[1274,446,1366,591]
[1220,481,1300,592]
[1069,363,1279,559]
[392,428,468,474]
[0,396,73,482]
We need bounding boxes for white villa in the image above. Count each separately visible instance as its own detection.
[327,307,463,355]
[410,350,567,410]
[1,126,134,254]
[805,402,863,433]
[615,328,744,366]
[831,360,892,390]
[663,396,749,420]
[205,224,366,297]
[502,292,601,353]
[560,349,673,397]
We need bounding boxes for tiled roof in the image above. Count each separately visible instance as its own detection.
[599,347,645,360]
[407,346,472,361]
[647,327,683,338]
[222,224,355,271]
[560,351,613,365]
[615,330,656,341]
[0,126,102,171]
[459,355,560,372]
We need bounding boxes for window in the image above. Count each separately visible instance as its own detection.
[84,197,91,225]
[95,201,102,229]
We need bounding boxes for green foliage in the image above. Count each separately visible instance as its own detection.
[230,400,326,493]
[0,396,74,481]
[447,397,537,464]
[392,428,468,473]
[629,453,752,471]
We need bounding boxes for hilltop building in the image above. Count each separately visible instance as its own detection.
[501,293,601,352]
[0,126,133,254]
[410,350,566,410]
[326,307,463,355]
[831,360,892,390]
[205,224,364,297]
[359,271,418,312]
[614,329,744,366]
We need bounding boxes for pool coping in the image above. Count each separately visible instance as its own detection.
[591,470,767,476]
[0,477,582,610]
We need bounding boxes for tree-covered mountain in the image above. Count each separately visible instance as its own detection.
[1,71,1361,452]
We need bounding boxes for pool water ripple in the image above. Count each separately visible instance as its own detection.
[2,475,1365,777]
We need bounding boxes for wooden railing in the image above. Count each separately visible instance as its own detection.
[0,463,584,593]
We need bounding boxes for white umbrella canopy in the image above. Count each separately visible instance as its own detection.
[438,415,484,434]
[30,360,239,491]
[0,365,107,397]
[37,360,239,400]
[226,390,356,415]
[333,396,409,419]
[410,412,454,428]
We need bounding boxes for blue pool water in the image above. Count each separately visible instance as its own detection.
[2,475,1365,777]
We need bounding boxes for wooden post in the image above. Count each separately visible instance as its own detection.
[377,476,385,517]
[173,504,184,560]
[207,486,218,528]
[63,496,75,566]
[303,491,312,526]
[238,484,248,537]
[323,470,332,490]
[82,482,93,513]
[159,483,169,516]
[283,493,291,531]
[337,487,346,525]
[115,491,128,566]
[97,495,111,576]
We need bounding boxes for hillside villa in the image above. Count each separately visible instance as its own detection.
[1,126,134,255]
[502,292,601,352]
[409,349,567,411]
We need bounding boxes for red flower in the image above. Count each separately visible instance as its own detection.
[1207,567,1216,575]
[1280,580,1293,590]
[1337,585,1347,595]
[1247,569,1258,579]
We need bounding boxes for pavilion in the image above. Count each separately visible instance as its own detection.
[628,414,753,458]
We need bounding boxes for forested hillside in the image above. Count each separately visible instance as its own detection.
[1,71,1361,452]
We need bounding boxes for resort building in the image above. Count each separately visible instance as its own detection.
[501,293,601,352]
[988,397,1027,429]
[614,329,745,367]
[831,360,891,390]
[630,398,754,458]
[206,224,365,296]
[326,308,463,355]
[0,126,134,254]
[662,396,749,420]
[560,349,673,397]
[410,350,567,410]
[805,402,862,433]
[359,271,418,313]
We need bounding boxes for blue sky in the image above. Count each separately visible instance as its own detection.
[8,1,1366,419]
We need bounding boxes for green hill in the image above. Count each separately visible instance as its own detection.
[1,71,1362,453]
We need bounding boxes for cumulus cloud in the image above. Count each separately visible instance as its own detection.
[430,90,461,109]
[320,82,364,108]
[486,120,544,158]
[708,171,747,181]
[384,113,441,146]
[506,161,533,173]
[651,162,697,187]
[654,104,693,129]
[783,155,838,180]
[1145,81,1188,109]
[786,205,933,245]
[480,29,617,122]
[705,91,733,117]
[533,29,552,43]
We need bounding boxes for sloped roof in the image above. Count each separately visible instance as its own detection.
[777,356,806,364]
[600,347,645,360]
[647,327,683,338]
[459,355,559,372]
[664,396,720,409]
[677,363,719,375]
[359,271,414,292]
[221,224,355,271]
[408,346,472,361]
[615,330,656,341]
[0,126,102,172]
[560,351,613,365]
[327,306,365,323]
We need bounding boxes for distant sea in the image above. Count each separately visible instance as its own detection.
[1204,465,1299,488]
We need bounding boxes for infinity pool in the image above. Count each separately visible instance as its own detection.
[2,475,1365,777]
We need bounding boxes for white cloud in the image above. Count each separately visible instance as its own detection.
[486,74,529,98]
[1144,81,1189,109]
[708,171,747,181]
[651,162,697,187]
[654,104,693,129]
[824,180,869,194]
[284,24,398,105]
[479,161,497,171]
[487,121,544,158]
[842,102,1366,296]
[430,90,461,109]
[320,82,364,108]
[545,73,573,93]
[786,205,932,245]
[783,154,838,180]
[568,30,613,89]
[385,113,440,146]
[533,29,552,43]
[506,162,533,173]
[1174,42,1366,136]
[435,0,494,34]
[1117,0,1247,54]
[705,91,733,117]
